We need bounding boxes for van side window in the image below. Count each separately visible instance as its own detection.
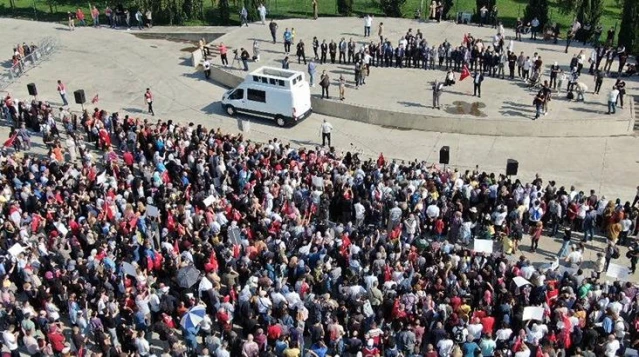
[247,89,266,103]
[292,78,297,85]
[269,78,276,85]
[252,76,259,82]
[261,77,268,83]
[278,80,284,86]
[229,89,244,100]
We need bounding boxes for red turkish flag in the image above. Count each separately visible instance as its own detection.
[3,133,17,148]
[91,94,99,104]
[460,64,471,81]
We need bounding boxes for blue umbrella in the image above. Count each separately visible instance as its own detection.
[180,305,207,330]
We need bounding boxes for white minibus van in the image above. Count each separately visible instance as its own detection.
[221,67,312,127]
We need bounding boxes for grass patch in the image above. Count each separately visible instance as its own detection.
[0,0,623,31]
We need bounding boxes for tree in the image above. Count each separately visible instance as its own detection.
[243,0,258,22]
[524,0,548,28]
[218,0,231,24]
[556,0,603,27]
[379,0,406,17]
[441,0,453,20]
[336,0,353,16]
[619,0,639,53]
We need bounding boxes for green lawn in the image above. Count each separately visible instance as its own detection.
[0,0,623,32]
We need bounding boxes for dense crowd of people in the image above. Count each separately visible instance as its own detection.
[1,89,639,357]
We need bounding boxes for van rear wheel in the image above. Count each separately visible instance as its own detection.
[275,116,287,127]
[225,105,236,116]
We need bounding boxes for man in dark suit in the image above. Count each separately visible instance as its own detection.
[472,71,484,98]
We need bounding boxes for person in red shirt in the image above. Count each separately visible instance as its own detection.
[123,150,134,167]
[47,324,66,354]
[362,339,380,357]
[144,88,154,116]
[218,43,229,67]
[90,6,100,27]
[76,8,86,26]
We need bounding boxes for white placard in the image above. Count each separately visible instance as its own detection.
[96,172,107,185]
[523,306,545,321]
[69,169,80,178]
[203,195,216,207]
[228,227,241,245]
[298,241,312,255]
[54,223,68,236]
[147,205,160,217]
[513,276,531,287]
[8,243,25,257]
[312,176,324,188]
[606,262,630,280]
[473,239,493,254]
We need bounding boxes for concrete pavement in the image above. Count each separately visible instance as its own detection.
[0,18,638,202]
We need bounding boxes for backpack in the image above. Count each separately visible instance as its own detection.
[453,326,466,343]
[612,245,620,259]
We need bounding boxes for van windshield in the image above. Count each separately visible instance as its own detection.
[229,89,244,100]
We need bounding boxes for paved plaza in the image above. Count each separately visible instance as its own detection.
[0,18,638,201]
[217,17,637,122]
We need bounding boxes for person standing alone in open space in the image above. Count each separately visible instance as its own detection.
[607,86,620,114]
[307,60,317,87]
[320,70,330,99]
[472,70,484,98]
[144,88,154,116]
[219,43,228,67]
[320,119,333,147]
[312,0,318,20]
[269,19,278,44]
[432,80,443,109]
[240,6,249,27]
[257,3,267,24]
[57,80,69,106]
[283,28,292,54]
[364,14,373,37]
[68,12,75,30]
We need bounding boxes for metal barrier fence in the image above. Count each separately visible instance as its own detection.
[0,37,60,91]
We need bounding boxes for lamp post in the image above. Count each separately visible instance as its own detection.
[32,0,38,20]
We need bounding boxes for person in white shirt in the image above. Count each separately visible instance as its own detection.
[364,15,373,37]
[2,325,19,356]
[354,201,366,227]
[608,86,620,114]
[320,119,333,147]
[437,336,454,357]
[203,59,211,80]
[135,331,151,356]
[257,3,267,24]
[604,334,620,357]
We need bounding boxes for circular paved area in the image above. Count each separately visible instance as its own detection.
[217,17,637,122]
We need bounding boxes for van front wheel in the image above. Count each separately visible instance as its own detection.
[225,105,236,117]
[275,116,287,127]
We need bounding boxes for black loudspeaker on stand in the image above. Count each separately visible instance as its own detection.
[74,89,86,110]
[27,83,37,97]
[439,146,450,165]
[506,159,519,176]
